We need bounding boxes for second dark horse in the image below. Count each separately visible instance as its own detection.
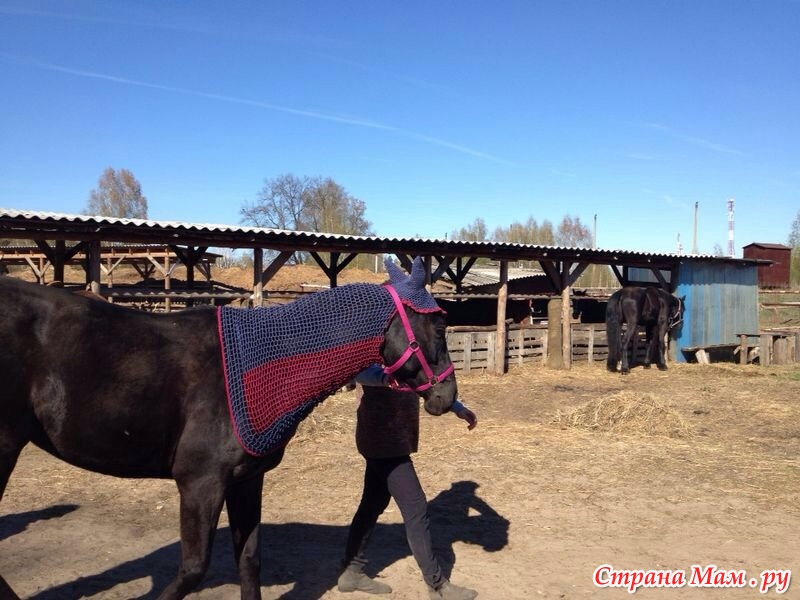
[605,286,684,374]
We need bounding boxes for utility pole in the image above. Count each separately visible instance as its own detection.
[692,202,699,254]
[727,198,735,257]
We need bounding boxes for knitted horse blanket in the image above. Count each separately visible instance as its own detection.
[218,257,445,456]
[217,283,393,456]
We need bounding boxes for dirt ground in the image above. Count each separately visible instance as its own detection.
[2,359,799,599]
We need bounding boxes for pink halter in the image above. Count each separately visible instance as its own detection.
[382,285,455,393]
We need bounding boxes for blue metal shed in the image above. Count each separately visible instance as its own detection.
[672,259,759,362]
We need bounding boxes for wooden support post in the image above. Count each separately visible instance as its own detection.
[561,262,572,370]
[546,298,563,369]
[588,327,595,363]
[774,336,789,365]
[760,334,772,366]
[164,253,172,313]
[494,261,508,375]
[86,241,101,295]
[53,240,65,283]
[424,255,433,292]
[739,334,748,366]
[253,248,264,307]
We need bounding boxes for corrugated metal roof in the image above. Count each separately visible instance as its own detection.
[0,208,750,264]
[742,242,791,250]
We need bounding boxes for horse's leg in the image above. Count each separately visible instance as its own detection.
[157,475,227,600]
[0,420,30,600]
[656,324,669,370]
[620,324,638,374]
[643,326,656,368]
[225,474,265,600]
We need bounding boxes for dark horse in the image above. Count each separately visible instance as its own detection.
[605,286,684,374]
[0,257,457,599]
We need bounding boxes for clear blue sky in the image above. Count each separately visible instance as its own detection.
[1,1,798,255]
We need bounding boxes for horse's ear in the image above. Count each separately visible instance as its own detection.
[408,257,426,289]
[384,258,408,284]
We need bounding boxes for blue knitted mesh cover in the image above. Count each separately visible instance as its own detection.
[217,259,445,456]
[218,284,393,456]
[385,257,441,312]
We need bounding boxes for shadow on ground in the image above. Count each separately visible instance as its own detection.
[7,481,508,600]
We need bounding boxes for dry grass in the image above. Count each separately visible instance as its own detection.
[552,390,693,438]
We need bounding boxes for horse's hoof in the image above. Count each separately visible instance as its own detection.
[621,369,630,375]
[658,365,668,371]
[643,363,651,369]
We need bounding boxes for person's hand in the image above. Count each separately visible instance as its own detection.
[455,406,477,430]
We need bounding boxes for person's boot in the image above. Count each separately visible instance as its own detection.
[337,566,392,594]
[428,580,478,599]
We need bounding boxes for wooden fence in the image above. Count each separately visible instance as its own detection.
[447,323,655,373]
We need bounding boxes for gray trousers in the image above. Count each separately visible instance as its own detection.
[343,455,444,589]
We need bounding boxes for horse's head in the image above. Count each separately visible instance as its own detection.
[381,257,457,416]
[669,294,686,330]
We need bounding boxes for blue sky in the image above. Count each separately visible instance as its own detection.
[1,1,798,255]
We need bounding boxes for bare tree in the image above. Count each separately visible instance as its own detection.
[241,174,374,267]
[789,210,800,288]
[451,218,488,242]
[240,174,309,231]
[86,168,148,218]
[555,215,592,247]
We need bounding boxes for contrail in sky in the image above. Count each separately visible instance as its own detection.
[8,55,509,164]
[642,122,744,156]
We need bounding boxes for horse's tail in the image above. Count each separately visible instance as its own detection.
[605,292,622,372]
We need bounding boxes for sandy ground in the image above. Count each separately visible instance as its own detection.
[1,360,799,599]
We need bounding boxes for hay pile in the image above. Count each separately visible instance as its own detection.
[554,391,692,438]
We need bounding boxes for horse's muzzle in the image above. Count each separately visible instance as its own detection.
[422,378,458,416]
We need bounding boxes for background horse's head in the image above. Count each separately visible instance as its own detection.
[669,294,686,330]
[382,257,457,416]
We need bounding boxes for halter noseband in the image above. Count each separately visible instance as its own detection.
[668,296,683,329]
[382,285,454,393]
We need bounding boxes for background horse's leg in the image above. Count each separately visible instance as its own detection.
[225,473,266,600]
[620,324,638,373]
[157,475,227,600]
[656,325,669,370]
[643,326,656,368]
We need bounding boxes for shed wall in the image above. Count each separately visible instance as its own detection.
[742,245,791,288]
[673,261,758,362]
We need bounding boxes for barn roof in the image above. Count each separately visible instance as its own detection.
[0,208,761,269]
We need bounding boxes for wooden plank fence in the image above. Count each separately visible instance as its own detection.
[447,323,655,373]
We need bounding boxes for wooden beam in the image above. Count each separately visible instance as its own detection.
[538,259,561,291]
[86,240,101,295]
[432,256,455,284]
[259,251,293,287]
[565,261,590,287]
[23,256,48,283]
[309,251,358,287]
[561,261,572,370]
[253,248,264,306]
[424,255,432,291]
[396,254,413,273]
[650,267,669,290]
[494,261,508,375]
[610,264,626,286]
